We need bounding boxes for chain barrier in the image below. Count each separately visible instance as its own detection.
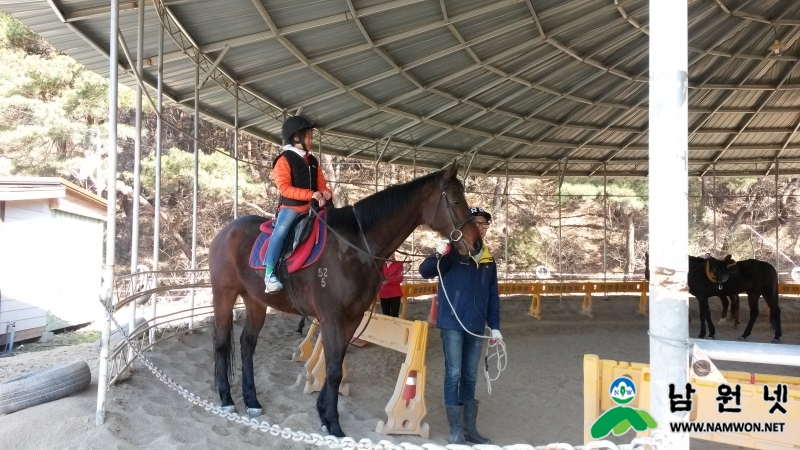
[99,299,664,450]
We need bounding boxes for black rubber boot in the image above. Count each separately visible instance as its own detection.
[445,405,465,444]
[463,400,491,444]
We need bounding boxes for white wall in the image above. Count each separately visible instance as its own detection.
[0,201,104,338]
[0,201,50,336]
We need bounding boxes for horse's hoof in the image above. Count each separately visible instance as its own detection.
[738,336,746,341]
[320,424,328,434]
[246,407,263,418]
[708,336,715,340]
[221,405,236,414]
[772,339,780,344]
[294,330,303,336]
[718,318,726,325]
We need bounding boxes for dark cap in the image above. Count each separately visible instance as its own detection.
[470,206,492,222]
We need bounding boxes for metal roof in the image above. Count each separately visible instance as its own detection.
[5,0,800,177]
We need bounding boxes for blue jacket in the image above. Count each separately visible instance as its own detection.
[419,248,500,333]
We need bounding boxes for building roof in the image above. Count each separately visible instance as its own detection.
[0,177,107,220]
[3,0,800,177]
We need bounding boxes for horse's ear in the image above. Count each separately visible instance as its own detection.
[444,159,460,180]
[724,254,733,262]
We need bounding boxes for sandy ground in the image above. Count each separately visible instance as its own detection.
[1,293,798,449]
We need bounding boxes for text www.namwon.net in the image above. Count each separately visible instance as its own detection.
[669,422,786,433]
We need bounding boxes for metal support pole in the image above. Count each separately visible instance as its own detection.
[412,148,417,269]
[190,63,199,331]
[128,0,144,367]
[151,21,164,346]
[558,162,563,279]
[691,339,800,367]
[234,88,239,219]
[713,166,717,257]
[603,164,607,282]
[504,162,509,280]
[775,159,780,274]
[97,0,119,427]
[649,0,690,447]
[375,142,379,193]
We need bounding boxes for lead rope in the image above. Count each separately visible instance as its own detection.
[435,256,507,395]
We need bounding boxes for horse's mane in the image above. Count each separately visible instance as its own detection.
[326,170,453,234]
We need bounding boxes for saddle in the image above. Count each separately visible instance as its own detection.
[705,255,739,284]
[249,210,328,274]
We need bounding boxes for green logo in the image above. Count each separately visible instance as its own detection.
[591,377,658,439]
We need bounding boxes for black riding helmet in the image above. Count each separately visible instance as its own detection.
[281,115,316,147]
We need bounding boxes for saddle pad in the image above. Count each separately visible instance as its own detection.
[248,211,327,274]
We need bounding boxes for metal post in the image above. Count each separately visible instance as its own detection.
[558,162,563,279]
[603,164,607,282]
[151,21,164,346]
[504,162,509,280]
[649,0,690,447]
[128,0,144,367]
[190,63,199,331]
[775,159,780,274]
[375,142,379,193]
[713,166,717,257]
[234,88,239,219]
[412,148,417,269]
[97,0,119,427]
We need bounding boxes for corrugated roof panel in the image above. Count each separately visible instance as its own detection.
[362,1,444,42]
[405,50,477,85]
[169,2,269,47]
[337,111,408,139]
[473,28,542,61]
[246,67,337,107]
[263,0,349,29]
[454,4,532,43]
[357,73,420,105]
[220,40,299,80]
[316,51,393,86]
[383,32,462,69]
[432,103,482,126]
[287,20,367,58]
[439,71,504,100]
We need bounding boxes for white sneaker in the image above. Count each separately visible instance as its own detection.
[265,274,283,293]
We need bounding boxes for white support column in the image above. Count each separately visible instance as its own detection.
[190,63,199,331]
[128,0,145,367]
[649,0,690,447]
[151,21,164,346]
[97,0,119,427]
[234,88,239,219]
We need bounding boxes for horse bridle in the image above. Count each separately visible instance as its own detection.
[432,177,474,244]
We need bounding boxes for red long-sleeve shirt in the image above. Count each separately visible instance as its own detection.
[379,261,404,298]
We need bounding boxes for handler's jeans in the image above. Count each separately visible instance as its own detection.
[264,207,301,270]
[441,328,483,406]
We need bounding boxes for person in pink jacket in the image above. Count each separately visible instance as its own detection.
[379,253,405,317]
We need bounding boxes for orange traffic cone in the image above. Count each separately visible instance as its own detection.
[428,294,438,325]
[402,370,418,406]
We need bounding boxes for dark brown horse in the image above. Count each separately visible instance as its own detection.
[209,162,481,437]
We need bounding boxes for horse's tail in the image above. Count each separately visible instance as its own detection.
[212,315,235,391]
[770,288,780,333]
[730,295,740,324]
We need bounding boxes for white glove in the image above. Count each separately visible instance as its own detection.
[489,329,502,347]
[435,242,451,256]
